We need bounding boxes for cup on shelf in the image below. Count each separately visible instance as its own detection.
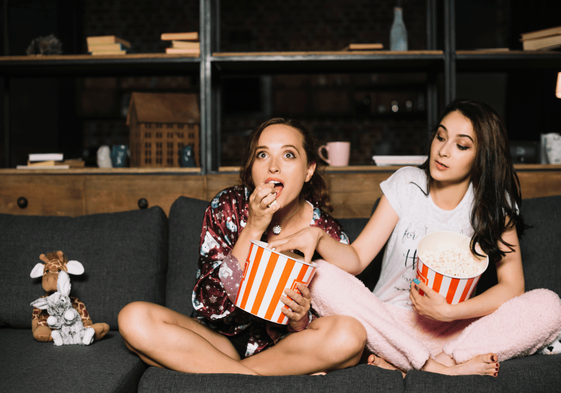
[542,133,561,164]
[97,145,112,168]
[111,145,129,168]
[318,141,351,167]
[179,144,196,168]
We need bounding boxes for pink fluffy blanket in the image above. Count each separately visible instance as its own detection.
[310,260,561,371]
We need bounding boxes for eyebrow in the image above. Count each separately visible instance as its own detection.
[256,144,301,152]
[437,125,475,143]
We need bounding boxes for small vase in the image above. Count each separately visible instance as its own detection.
[390,7,408,51]
[97,145,112,168]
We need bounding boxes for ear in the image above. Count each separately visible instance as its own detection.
[31,297,48,310]
[30,263,45,278]
[66,260,85,275]
[57,271,72,296]
[39,254,50,264]
[305,161,317,183]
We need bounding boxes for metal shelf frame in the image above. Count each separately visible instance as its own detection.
[4,0,560,172]
[206,0,442,171]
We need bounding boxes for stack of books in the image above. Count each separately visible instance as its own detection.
[17,153,85,170]
[161,32,200,55]
[342,43,384,51]
[521,26,561,51]
[87,35,131,55]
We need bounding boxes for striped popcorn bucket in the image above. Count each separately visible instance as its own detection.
[235,240,318,325]
[416,231,489,305]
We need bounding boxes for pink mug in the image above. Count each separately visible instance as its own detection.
[318,141,350,166]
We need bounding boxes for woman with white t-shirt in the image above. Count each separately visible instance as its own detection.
[269,99,561,377]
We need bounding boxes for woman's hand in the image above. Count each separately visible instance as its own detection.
[246,182,281,234]
[231,183,280,268]
[267,227,325,264]
[410,279,456,322]
[282,282,311,332]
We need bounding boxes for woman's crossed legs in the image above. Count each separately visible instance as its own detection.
[118,301,366,375]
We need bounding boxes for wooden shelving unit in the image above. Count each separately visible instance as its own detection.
[2,0,561,218]
[2,1,561,172]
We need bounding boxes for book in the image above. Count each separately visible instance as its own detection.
[474,48,510,52]
[522,34,561,51]
[28,153,63,162]
[91,50,127,56]
[27,158,85,168]
[17,165,70,170]
[343,43,384,51]
[88,43,125,52]
[161,32,199,41]
[165,47,200,54]
[521,26,561,41]
[171,40,200,49]
[86,35,131,49]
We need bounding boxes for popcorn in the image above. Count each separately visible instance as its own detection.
[421,246,483,278]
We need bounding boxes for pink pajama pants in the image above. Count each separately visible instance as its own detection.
[310,260,561,371]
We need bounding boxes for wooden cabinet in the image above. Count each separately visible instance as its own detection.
[2,165,560,219]
[85,175,205,215]
[0,169,204,217]
[0,174,86,216]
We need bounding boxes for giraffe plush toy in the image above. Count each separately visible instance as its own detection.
[29,251,109,344]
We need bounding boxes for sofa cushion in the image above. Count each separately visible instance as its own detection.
[403,353,561,393]
[0,207,168,329]
[0,329,146,393]
[167,196,210,316]
[138,364,405,393]
[519,195,561,296]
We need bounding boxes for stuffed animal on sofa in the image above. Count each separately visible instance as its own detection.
[30,251,109,344]
[539,334,561,355]
[31,270,95,345]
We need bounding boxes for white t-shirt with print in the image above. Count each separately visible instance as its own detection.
[372,166,475,309]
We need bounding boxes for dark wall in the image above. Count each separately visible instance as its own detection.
[505,0,561,142]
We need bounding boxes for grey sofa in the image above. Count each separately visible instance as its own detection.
[1,194,560,393]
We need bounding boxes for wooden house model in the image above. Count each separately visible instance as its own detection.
[127,92,200,167]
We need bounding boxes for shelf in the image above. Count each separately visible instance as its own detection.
[0,53,200,77]
[6,164,558,176]
[2,167,202,175]
[211,51,445,74]
[513,164,561,171]
[219,164,561,173]
[456,50,561,71]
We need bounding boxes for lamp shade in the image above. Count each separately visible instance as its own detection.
[557,72,561,99]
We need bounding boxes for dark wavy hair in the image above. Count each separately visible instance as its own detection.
[421,99,526,263]
[239,118,333,211]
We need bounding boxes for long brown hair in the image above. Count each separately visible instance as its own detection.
[421,99,525,263]
[239,118,333,211]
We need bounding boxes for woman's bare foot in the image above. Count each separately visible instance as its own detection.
[423,353,499,377]
[368,354,406,377]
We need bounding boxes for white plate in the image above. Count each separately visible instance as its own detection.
[372,155,428,166]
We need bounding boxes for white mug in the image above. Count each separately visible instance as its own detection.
[318,141,351,167]
[97,145,112,168]
[543,133,561,164]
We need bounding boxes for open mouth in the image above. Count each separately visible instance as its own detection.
[266,179,284,197]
